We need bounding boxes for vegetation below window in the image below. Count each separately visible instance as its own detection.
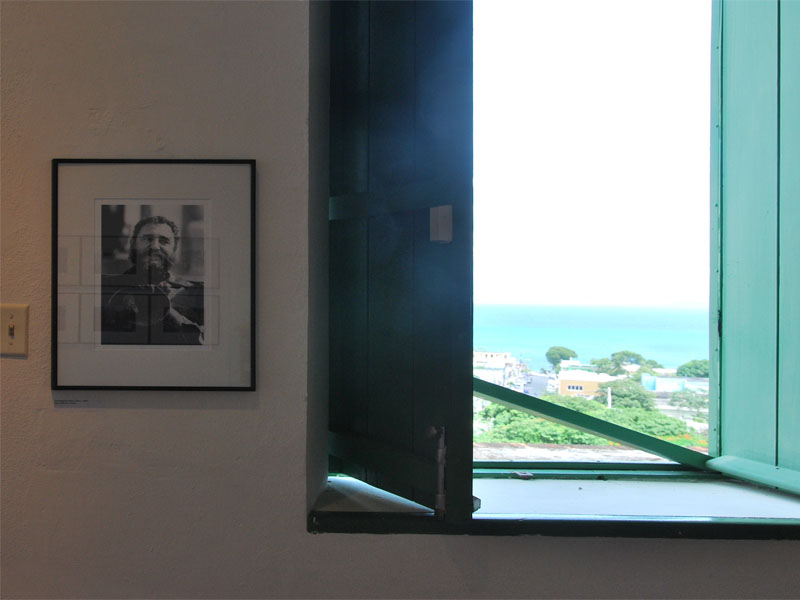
[475,395,707,450]
[474,345,710,459]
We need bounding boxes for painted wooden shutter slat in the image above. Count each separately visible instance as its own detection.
[778,0,800,472]
[719,0,779,465]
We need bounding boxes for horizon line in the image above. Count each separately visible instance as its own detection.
[474,303,710,310]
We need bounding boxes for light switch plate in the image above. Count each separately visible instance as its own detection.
[1,304,29,356]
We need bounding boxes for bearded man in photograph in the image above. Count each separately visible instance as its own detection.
[101,215,204,345]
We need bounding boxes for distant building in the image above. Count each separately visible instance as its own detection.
[473,351,527,390]
[473,350,557,399]
[559,359,595,372]
[473,351,532,412]
[524,372,551,397]
[640,374,710,396]
[473,351,515,367]
[653,368,678,376]
[558,369,617,398]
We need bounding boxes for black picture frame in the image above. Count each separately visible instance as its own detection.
[52,159,256,390]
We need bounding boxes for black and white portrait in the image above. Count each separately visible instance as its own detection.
[101,203,205,345]
[55,159,253,389]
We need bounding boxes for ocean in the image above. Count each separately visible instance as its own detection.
[474,305,709,372]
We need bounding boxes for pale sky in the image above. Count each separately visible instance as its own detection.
[473,0,712,308]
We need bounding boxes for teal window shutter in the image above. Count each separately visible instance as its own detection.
[709,0,800,494]
[329,1,474,523]
[778,0,800,476]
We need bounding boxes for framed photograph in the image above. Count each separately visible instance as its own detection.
[52,159,255,390]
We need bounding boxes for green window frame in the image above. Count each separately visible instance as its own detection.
[317,0,800,537]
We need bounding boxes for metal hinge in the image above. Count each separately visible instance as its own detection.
[428,425,482,518]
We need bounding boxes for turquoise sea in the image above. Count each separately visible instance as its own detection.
[474,305,710,372]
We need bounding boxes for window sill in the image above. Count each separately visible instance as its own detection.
[309,474,800,539]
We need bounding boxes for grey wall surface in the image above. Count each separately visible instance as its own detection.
[2,2,799,598]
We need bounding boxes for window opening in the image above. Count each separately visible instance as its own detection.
[473,0,712,464]
[322,0,800,530]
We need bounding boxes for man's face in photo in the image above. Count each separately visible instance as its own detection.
[134,222,176,276]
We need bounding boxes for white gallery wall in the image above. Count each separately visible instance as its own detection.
[1,2,798,598]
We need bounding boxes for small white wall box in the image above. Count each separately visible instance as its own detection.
[1,304,29,356]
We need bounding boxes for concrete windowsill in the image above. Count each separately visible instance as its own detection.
[309,474,800,538]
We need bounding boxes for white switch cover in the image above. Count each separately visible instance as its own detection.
[1,304,29,356]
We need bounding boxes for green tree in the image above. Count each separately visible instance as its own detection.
[545,346,577,371]
[603,407,691,438]
[590,357,618,375]
[629,359,664,382]
[592,351,663,378]
[642,358,664,371]
[677,359,710,378]
[476,400,610,446]
[611,350,646,366]
[594,379,656,410]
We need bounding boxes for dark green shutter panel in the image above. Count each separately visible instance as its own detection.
[710,0,800,494]
[329,1,473,522]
